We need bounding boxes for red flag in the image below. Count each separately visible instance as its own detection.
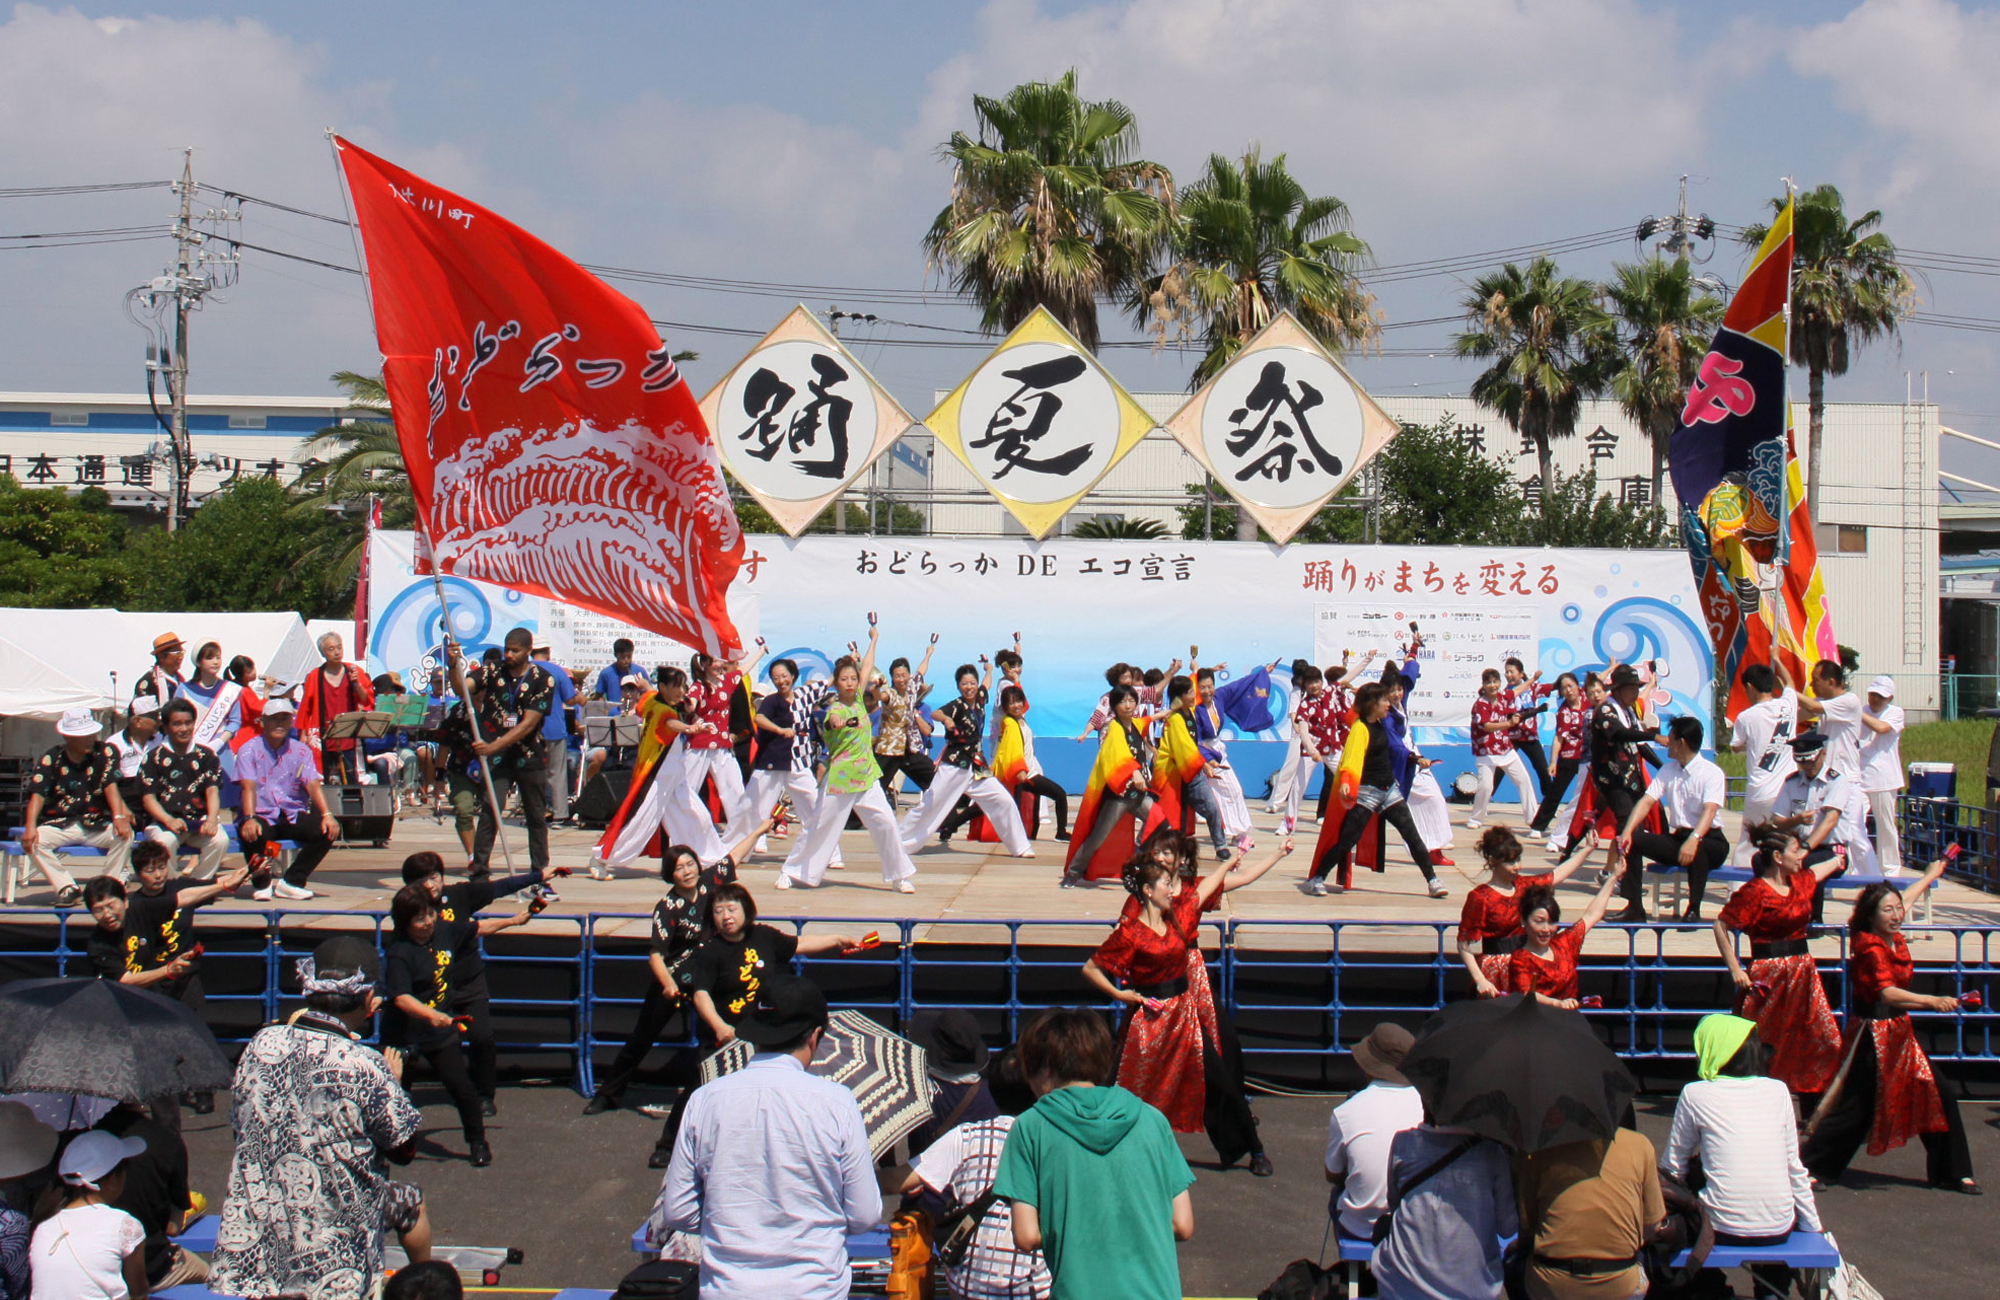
[332,137,744,657]
[354,494,379,661]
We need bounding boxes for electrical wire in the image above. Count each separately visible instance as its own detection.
[0,225,166,240]
[0,181,170,198]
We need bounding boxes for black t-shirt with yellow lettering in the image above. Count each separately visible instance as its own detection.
[384,936,457,1050]
[684,924,798,1024]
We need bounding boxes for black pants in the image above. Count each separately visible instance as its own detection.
[322,749,364,785]
[1627,827,1731,912]
[1310,796,1435,887]
[1531,758,1580,831]
[1064,791,1154,880]
[877,751,937,806]
[1514,738,1550,799]
[1018,774,1068,838]
[473,763,550,874]
[405,1039,485,1141]
[1203,1007,1262,1165]
[239,811,333,887]
[1804,846,1845,923]
[450,990,498,1100]
[1802,1025,1974,1187]
[1593,781,1639,894]
[1710,1230,1795,1300]
[593,984,695,1102]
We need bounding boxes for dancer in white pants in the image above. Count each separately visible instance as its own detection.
[780,621,917,892]
[741,656,839,860]
[1467,670,1533,826]
[1193,667,1253,846]
[590,668,725,873]
[681,650,759,849]
[898,659,1033,857]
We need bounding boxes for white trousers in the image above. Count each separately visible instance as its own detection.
[1208,764,1253,839]
[682,749,752,847]
[899,765,1032,855]
[1547,778,1589,854]
[744,769,829,857]
[1470,752,1532,822]
[146,824,229,879]
[1866,789,1903,872]
[28,821,131,891]
[1267,732,1303,812]
[1731,795,1779,867]
[1282,754,1327,826]
[784,784,915,887]
[1408,770,1452,851]
[598,748,724,868]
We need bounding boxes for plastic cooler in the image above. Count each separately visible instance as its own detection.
[1908,762,1957,802]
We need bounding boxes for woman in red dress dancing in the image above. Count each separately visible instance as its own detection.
[1711,828,1845,1099]
[1802,856,1977,1193]
[1507,868,1623,1008]
[1082,836,1294,1176]
[1456,827,1584,997]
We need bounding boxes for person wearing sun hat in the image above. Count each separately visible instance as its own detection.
[30,1129,149,1299]
[134,632,185,714]
[1324,1023,1425,1242]
[1664,1014,1821,1299]
[0,1101,58,1300]
[22,707,134,907]
[902,1008,1000,1158]
[1858,674,1907,873]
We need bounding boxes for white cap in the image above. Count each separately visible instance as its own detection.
[1867,675,1896,699]
[56,708,100,738]
[58,1130,146,1188]
[620,674,646,689]
[128,696,160,717]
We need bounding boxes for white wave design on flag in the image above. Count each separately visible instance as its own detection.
[428,417,743,656]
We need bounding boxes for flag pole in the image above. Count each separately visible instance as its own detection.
[328,130,518,878]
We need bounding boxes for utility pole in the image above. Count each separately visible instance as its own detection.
[167,150,196,530]
[1636,175,1715,268]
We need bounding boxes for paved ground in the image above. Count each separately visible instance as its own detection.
[176,1077,2000,1296]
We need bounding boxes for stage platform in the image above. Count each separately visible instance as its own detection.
[10,797,1997,959]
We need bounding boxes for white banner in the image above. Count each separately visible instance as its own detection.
[1316,604,1538,727]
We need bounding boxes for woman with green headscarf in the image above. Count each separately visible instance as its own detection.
[1664,1013,1821,1299]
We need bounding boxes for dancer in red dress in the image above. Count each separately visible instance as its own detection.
[1711,828,1845,1098]
[1083,836,1294,1174]
[1507,868,1624,1008]
[1456,827,1583,997]
[1802,856,1977,1192]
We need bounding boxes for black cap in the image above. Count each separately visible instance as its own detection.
[907,1009,991,1077]
[736,976,830,1048]
[1609,665,1642,689]
[1789,731,1827,755]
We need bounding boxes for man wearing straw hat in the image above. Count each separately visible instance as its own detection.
[23,707,135,907]
[1323,1024,1425,1243]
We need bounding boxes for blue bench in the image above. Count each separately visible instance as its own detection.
[630,1222,890,1258]
[0,825,296,904]
[1330,1229,1837,1297]
[1646,862,1935,922]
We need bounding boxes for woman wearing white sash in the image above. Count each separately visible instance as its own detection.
[179,641,247,774]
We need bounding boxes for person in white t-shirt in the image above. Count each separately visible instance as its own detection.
[30,1129,149,1300]
[1770,732,1876,921]
[1729,664,1797,866]
[1617,716,1730,920]
[1324,1024,1426,1241]
[1859,675,1907,873]
[1792,660,1892,787]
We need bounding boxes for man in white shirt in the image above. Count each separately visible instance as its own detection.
[1859,675,1908,873]
[1617,716,1729,921]
[1323,1024,1425,1241]
[653,977,880,1300]
[1771,732,1876,920]
[1729,664,1796,865]
[1793,659,1891,783]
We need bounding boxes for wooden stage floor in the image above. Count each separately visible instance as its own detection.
[15,795,1997,960]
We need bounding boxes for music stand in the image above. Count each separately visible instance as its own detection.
[585,715,643,747]
[323,711,395,743]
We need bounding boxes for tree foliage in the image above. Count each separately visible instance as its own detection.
[1603,256,1723,503]
[1070,515,1168,540]
[0,477,132,607]
[126,478,354,616]
[924,69,1175,350]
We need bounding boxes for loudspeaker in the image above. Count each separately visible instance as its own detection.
[574,769,633,828]
[328,783,396,846]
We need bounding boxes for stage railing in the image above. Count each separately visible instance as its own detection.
[6,909,1993,1095]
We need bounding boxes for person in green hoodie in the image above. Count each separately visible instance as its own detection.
[992,1008,1194,1300]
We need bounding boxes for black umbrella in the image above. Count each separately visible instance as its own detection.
[1399,994,1636,1152]
[0,979,233,1101]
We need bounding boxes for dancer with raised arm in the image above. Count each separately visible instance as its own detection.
[1083,838,1295,1175]
[588,667,723,879]
[683,648,762,851]
[1456,827,1583,997]
[1062,686,1154,886]
[1507,868,1624,1009]
[1713,828,1845,1100]
[1305,682,1447,898]
[898,654,1033,856]
[779,618,919,893]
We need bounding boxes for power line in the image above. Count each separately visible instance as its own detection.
[202,233,361,276]
[0,181,170,198]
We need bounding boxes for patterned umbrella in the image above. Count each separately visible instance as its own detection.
[701,1009,933,1159]
[0,978,234,1101]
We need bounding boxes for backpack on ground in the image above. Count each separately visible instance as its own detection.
[1259,1258,1337,1300]
[611,1259,698,1300]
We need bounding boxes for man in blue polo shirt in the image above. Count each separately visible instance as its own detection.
[533,645,579,823]
[594,639,636,701]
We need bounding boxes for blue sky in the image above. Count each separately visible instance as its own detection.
[7,0,2000,480]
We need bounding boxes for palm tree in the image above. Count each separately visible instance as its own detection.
[1603,256,1723,505]
[923,70,1174,350]
[1741,184,1912,521]
[1069,515,1168,540]
[1148,148,1375,390]
[290,370,408,578]
[1454,258,1616,510]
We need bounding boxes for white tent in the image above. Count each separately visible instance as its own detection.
[0,635,102,719]
[0,609,316,712]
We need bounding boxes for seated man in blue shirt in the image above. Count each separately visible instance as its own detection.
[652,977,880,1299]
